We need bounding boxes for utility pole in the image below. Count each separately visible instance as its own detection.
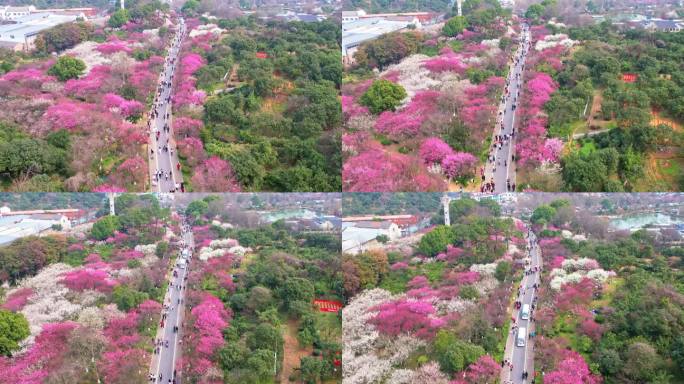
[442,194,451,226]
[108,193,116,216]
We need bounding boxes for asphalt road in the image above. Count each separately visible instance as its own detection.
[504,229,541,384]
[150,218,194,384]
[483,24,531,193]
[148,18,186,193]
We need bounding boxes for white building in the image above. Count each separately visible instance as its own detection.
[0,214,70,246]
[0,5,36,20]
[342,9,366,23]
[342,220,402,255]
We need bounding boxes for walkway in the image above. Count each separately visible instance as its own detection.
[500,228,542,384]
[147,17,186,193]
[482,23,531,193]
[149,216,194,384]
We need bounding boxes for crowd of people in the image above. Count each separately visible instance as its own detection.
[148,17,187,193]
[502,229,540,384]
[482,23,530,193]
[148,215,194,383]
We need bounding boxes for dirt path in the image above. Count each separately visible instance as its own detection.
[586,90,605,129]
[651,110,682,132]
[280,319,313,383]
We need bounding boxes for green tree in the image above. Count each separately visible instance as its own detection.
[300,356,323,384]
[185,200,209,220]
[417,225,456,256]
[0,236,67,284]
[0,138,67,177]
[218,343,247,371]
[90,216,121,240]
[433,330,485,374]
[355,32,420,69]
[495,261,512,282]
[531,205,556,225]
[108,9,130,28]
[443,16,468,37]
[112,285,148,312]
[0,310,30,356]
[359,79,407,114]
[181,0,200,15]
[246,286,274,313]
[562,153,608,192]
[155,241,169,259]
[48,55,86,81]
[247,323,283,352]
[525,4,545,22]
[245,349,274,381]
[672,336,684,373]
[281,277,315,311]
[449,197,477,219]
[618,148,643,181]
[375,234,389,244]
[597,348,623,376]
[623,342,663,382]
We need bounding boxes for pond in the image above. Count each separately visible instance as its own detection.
[262,209,318,222]
[610,213,683,231]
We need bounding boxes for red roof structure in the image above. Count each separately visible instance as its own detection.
[255,52,269,59]
[622,73,638,83]
[313,299,342,313]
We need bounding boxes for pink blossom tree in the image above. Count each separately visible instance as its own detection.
[99,348,148,384]
[96,38,132,54]
[61,268,117,293]
[1,287,34,311]
[103,93,144,119]
[442,152,477,180]
[555,278,594,313]
[0,321,78,383]
[45,100,98,131]
[407,275,430,289]
[174,117,204,138]
[464,355,500,384]
[180,53,205,76]
[369,299,445,339]
[181,292,231,381]
[544,351,602,384]
[114,156,147,188]
[423,54,468,74]
[178,137,205,167]
[375,91,442,139]
[343,147,446,192]
[342,95,369,120]
[419,137,456,165]
[191,156,241,192]
[64,65,112,98]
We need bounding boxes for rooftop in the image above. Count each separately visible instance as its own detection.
[0,215,56,245]
[0,13,78,43]
[342,17,412,53]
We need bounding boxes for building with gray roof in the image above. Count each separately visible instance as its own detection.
[342,17,417,62]
[0,12,79,51]
[0,215,64,246]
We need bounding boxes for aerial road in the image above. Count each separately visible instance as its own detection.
[482,23,531,193]
[501,227,542,384]
[148,18,186,193]
[149,216,194,384]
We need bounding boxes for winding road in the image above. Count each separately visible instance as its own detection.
[483,23,531,193]
[147,18,186,193]
[501,228,541,384]
[149,216,193,384]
